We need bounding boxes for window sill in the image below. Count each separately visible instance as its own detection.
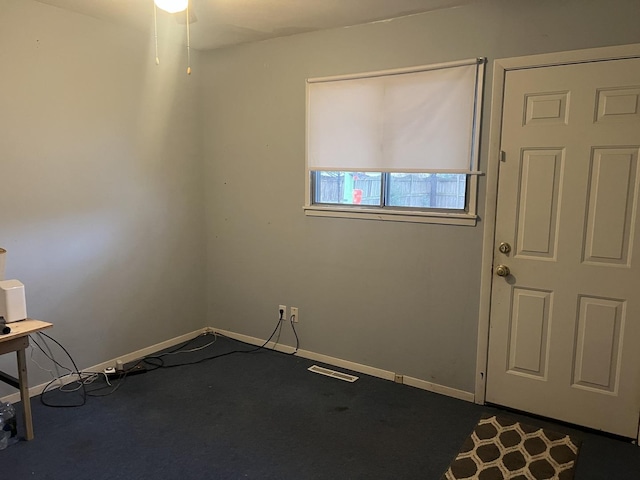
[303,205,478,226]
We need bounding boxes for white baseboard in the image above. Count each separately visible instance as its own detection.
[214,328,475,403]
[402,375,475,402]
[2,326,475,406]
[0,327,211,404]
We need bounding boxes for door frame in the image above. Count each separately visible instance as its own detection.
[475,42,640,440]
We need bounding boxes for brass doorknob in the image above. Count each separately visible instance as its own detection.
[495,265,510,277]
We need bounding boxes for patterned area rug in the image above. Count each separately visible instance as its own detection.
[441,414,581,480]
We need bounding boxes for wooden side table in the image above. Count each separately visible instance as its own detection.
[0,319,53,440]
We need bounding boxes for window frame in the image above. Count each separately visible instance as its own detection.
[304,59,485,226]
[305,172,478,225]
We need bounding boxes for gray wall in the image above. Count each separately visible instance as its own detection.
[200,0,640,393]
[1,0,639,399]
[0,0,206,394]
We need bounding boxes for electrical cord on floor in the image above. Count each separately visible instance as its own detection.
[30,334,74,377]
[157,334,219,356]
[28,315,302,407]
[31,332,134,406]
[289,314,300,355]
[30,335,105,394]
[130,331,220,372]
[142,316,288,370]
[34,332,88,407]
[140,331,220,370]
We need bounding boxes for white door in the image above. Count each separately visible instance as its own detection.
[486,57,640,438]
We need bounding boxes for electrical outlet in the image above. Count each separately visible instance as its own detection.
[279,305,287,321]
[290,306,299,323]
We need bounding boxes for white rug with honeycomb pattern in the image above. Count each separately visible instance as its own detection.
[441,414,581,480]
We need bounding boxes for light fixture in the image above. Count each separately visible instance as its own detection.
[154,0,188,14]
[153,0,192,75]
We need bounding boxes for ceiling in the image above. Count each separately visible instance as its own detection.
[33,0,479,51]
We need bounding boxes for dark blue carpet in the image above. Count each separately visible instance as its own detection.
[1,334,639,479]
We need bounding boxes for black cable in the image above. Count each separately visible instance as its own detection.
[30,335,73,374]
[142,356,164,370]
[147,317,287,370]
[33,317,301,407]
[240,318,284,352]
[39,332,82,372]
[156,332,213,356]
[34,333,207,407]
[84,375,127,397]
[37,332,87,408]
[35,332,129,403]
[288,314,300,355]
[97,332,215,374]
[137,331,219,370]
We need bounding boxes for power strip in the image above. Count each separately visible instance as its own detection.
[105,364,147,380]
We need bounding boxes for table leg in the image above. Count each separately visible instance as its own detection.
[16,348,34,440]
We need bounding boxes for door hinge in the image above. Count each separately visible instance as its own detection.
[500,150,506,162]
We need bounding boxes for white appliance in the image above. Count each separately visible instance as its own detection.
[0,280,27,323]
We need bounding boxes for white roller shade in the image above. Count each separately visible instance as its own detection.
[307,59,483,173]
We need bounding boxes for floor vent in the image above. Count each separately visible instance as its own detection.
[308,365,359,383]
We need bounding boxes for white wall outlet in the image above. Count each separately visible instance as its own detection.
[279,305,287,321]
[290,306,299,323]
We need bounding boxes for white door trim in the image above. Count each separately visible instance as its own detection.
[475,43,640,433]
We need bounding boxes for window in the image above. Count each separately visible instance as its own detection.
[305,58,485,225]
